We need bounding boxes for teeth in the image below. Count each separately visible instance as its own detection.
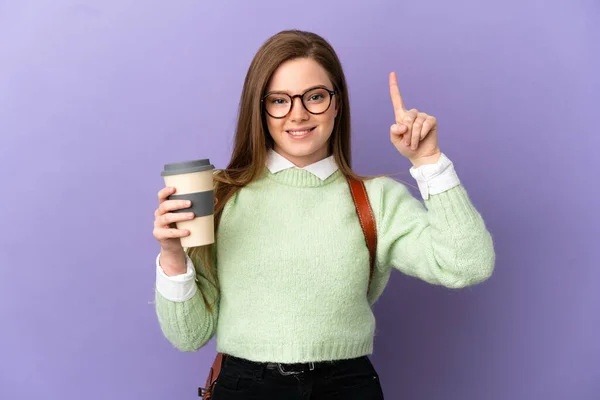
[288,128,313,136]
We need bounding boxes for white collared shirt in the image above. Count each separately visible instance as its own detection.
[265,149,338,181]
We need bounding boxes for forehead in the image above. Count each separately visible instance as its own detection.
[267,58,333,93]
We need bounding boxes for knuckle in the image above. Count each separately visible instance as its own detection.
[159,214,168,225]
[158,189,169,202]
[164,213,175,224]
[162,201,173,212]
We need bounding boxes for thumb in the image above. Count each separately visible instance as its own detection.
[390,124,408,136]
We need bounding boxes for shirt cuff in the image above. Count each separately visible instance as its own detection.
[155,251,198,302]
[409,153,461,200]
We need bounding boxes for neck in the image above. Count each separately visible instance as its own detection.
[273,146,330,168]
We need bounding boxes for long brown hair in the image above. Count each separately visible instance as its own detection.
[189,30,382,311]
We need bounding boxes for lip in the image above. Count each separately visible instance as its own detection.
[286,126,317,133]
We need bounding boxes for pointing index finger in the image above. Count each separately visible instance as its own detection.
[389,71,406,121]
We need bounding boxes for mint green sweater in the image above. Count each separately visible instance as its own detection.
[155,167,495,363]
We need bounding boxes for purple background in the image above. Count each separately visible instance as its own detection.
[1,1,598,399]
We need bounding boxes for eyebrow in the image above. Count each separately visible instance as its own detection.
[265,84,330,96]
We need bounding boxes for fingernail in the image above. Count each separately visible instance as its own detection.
[186,201,192,206]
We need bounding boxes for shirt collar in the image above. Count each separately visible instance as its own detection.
[266,149,339,181]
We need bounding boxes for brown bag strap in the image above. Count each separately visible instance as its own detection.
[200,353,228,399]
[346,176,377,294]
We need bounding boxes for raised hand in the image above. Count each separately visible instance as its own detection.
[389,72,441,166]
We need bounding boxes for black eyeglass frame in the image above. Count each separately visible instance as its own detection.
[261,86,338,119]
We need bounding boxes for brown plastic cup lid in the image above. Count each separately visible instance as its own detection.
[161,159,215,176]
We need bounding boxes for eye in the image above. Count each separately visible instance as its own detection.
[304,89,329,103]
[268,96,289,105]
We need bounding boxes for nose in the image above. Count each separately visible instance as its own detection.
[289,97,309,122]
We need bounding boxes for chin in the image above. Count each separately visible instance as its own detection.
[282,140,327,156]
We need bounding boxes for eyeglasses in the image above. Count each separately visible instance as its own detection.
[261,86,337,119]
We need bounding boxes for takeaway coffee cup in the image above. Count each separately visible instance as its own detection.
[160,159,215,247]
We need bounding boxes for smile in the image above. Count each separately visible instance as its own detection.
[286,127,316,138]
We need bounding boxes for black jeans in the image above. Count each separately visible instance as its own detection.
[212,354,384,399]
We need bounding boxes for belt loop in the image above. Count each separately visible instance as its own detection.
[309,362,315,371]
[223,354,229,367]
[257,361,267,379]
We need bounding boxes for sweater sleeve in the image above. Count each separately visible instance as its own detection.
[154,246,219,352]
[374,177,495,288]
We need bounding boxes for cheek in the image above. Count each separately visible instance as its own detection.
[318,109,337,132]
[267,118,284,136]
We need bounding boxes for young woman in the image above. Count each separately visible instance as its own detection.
[152,30,495,399]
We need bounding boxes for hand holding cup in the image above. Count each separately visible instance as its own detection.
[152,186,195,252]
